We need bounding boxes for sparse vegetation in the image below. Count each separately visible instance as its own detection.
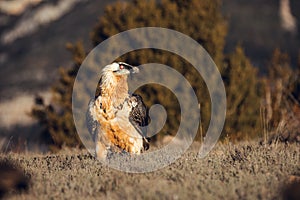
[1,142,299,199]
[263,49,300,144]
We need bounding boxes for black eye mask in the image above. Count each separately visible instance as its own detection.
[118,62,134,70]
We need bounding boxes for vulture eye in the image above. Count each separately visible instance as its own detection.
[119,65,124,69]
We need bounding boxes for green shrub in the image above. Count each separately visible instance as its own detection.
[222,46,261,139]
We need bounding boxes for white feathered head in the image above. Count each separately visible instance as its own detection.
[101,62,139,76]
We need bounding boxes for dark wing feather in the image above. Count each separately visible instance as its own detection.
[129,94,149,127]
[86,98,100,141]
[129,94,150,150]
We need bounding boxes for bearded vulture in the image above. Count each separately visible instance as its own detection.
[86,62,149,159]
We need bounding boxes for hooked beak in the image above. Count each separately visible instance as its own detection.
[131,66,139,74]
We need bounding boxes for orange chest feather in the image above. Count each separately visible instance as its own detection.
[100,119,136,153]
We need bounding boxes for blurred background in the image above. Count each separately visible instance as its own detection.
[0,0,299,152]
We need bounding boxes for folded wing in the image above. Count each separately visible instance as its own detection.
[128,94,150,150]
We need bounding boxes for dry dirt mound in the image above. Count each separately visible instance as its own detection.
[0,159,30,198]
